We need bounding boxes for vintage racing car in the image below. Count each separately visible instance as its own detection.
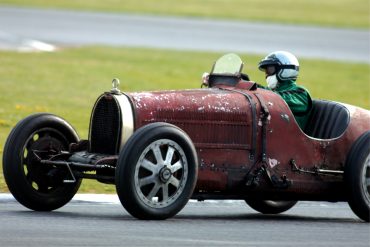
[3,54,370,221]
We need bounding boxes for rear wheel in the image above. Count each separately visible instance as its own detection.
[344,131,370,222]
[116,123,198,220]
[245,200,297,214]
[3,113,81,211]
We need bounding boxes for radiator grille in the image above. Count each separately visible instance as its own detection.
[89,95,121,154]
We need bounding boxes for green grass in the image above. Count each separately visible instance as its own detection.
[0,0,369,28]
[0,46,369,193]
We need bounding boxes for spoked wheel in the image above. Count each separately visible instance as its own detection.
[3,113,81,211]
[345,131,370,222]
[245,200,297,214]
[134,138,190,208]
[116,123,198,220]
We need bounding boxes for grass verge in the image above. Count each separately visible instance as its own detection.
[0,0,369,29]
[0,46,369,193]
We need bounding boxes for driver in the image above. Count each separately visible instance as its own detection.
[258,51,312,130]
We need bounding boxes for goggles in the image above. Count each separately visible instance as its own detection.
[262,64,299,77]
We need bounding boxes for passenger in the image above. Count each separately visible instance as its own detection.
[258,51,312,130]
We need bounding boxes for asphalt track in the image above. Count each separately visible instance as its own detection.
[0,194,369,247]
[0,6,369,63]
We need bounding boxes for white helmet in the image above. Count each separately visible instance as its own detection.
[258,51,299,81]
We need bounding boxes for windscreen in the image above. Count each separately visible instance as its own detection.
[211,53,243,76]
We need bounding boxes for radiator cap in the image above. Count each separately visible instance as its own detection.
[111,78,121,94]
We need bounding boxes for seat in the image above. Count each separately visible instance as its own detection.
[304,100,350,139]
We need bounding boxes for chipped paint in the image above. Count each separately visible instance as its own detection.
[280,113,290,123]
[131,89,245,114]
[268,158,280,168]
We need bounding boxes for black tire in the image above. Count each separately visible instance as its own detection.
[3,113,81,211]
[245,200,297,214]
[115,122,198,220]
[344,131,370,222]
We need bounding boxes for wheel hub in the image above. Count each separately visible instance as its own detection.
[159,166,172,183]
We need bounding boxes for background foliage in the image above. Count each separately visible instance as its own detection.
[0,47,369,193]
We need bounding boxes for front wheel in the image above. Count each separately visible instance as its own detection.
[344,131,370,222]
[115,123,198,220]
[3,113,81,211]
[245,200,297,214]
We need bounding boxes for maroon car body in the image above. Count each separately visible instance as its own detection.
[3,54,370,221]
[127,84,368,201]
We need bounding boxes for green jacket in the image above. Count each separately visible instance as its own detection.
[259,80,312,130]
